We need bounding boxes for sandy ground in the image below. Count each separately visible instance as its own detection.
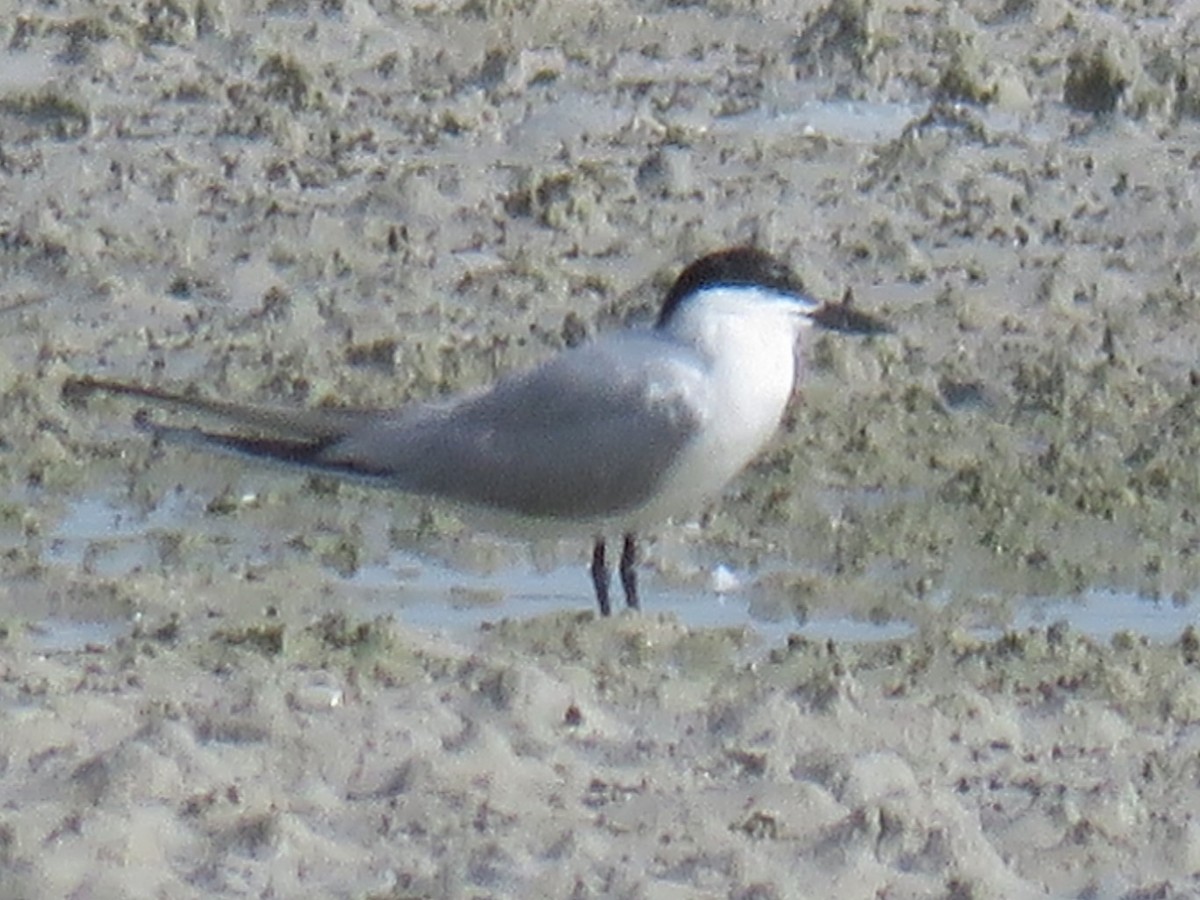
[3,0,1200,896]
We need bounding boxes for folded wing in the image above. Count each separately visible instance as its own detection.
[71,335,706,522]
[323,335,705,519]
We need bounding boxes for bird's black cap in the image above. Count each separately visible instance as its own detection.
[656,247,808,328]
[656,246,891,336]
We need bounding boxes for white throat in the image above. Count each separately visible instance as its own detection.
[664,285,811,416]
[640,285,813,523]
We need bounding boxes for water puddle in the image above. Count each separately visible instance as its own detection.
[20,489,1200,652]
[344,552,917,645]
[1013,590,1197,642]
[22,619,128,654]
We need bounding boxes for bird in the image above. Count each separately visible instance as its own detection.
[65,247,890,616]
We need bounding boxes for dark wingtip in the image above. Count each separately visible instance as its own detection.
[61,376,202,408]
[656,247,807,327]
[133,412,355,464]
[124,408,393,484]
[61,375,104,406]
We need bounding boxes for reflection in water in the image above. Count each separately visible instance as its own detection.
[24,489,1200,652]
[344,551,916,645]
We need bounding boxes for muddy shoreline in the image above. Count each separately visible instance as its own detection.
[4,0,1200,896]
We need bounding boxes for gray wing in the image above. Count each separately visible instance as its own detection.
[322,334,706,519]
[75,336,707,522]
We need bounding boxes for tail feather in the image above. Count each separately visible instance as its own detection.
[64,375,377,440]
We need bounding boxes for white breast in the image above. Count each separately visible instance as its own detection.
[625,285,809,526]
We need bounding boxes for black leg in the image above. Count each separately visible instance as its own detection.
[619,533,639,610]
[591,538,611,616]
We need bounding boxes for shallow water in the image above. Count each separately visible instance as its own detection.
[27,487,1197,652]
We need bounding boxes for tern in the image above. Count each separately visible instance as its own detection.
[66,247,889,615]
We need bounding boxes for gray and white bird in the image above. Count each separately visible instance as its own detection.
[67,247,889,615]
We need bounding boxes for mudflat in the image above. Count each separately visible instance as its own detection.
[3,1,1200,896]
